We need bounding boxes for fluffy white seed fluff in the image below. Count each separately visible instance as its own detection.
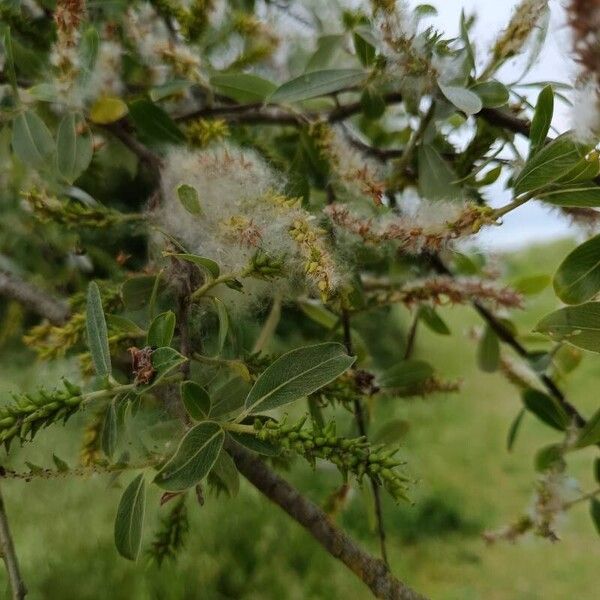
[157,144,341,310]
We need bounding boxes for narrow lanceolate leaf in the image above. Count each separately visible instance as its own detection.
[470,81,508,108]
[166,253,220,278]
[78,26,99,86]
[147,311,176,347]
[477,325,500,372]
[553,235,600,304]
[210,73,276,103]
[514,135,589,195]
[439,83,482,115]
[86,282,111,377]
[417,144,462,201]
[56,112,93,183]
[522,388,570,431]
[537,184,600,207]
[12,110,55,171]
[270,69,366,104]
[176,184,201,215]
[128,98,185,145]
[114,474,146,560]
[535,302,600,352]
[181,381,211,421]
[102,400,118,458]
[529,85,553,154]
[244,343,355,414]
[574,406,600,448]
[507,408,526,452]
[210,450,239,497]
[154,422,224,491]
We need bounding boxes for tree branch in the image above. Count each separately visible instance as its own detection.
[226,441,427,600]
[0,270,69,325]
[0,486,26,600]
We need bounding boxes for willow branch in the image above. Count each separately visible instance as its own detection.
[226,441,427,600]
[0,269,69,325]
[0,486,26,600]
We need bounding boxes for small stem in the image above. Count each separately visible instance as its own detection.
[0,486,26,600]
[221,423,256,434]
[404,311,420,360]
[253,292,282,353]
[493,193,532,219]
[191,274,237,302]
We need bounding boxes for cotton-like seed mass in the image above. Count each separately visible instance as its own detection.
[157,144,342,309]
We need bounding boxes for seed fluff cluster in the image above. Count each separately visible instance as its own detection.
[158,144,343,308]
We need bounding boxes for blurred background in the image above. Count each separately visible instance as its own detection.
[2,1,600,599]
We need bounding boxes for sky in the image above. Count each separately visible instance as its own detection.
[408,0,578,250]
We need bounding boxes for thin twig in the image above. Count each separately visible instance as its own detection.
[0,486,26,600]
[341,308,390,567]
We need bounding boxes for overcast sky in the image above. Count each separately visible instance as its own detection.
[409,0,577,250]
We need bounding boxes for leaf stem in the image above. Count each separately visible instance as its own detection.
[0,486,26,600]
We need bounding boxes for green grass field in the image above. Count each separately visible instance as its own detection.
[1,238,599,599]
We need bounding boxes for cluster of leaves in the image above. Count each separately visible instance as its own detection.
[3,0,600,589]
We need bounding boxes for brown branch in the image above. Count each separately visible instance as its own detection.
[102,121,164,171]
[0,269,69,325]
[226,441,427,600]
[0,486,26,600]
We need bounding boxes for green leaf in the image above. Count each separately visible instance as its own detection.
[418,144,462,201]
[530,85,553,154]
[270,69,366,104]
[2,28,17,93]
[507,408,525,452]
[439,83,482,115]
[213,297,229,353]
[78,26,99,86]
[228,431,281,456]
[554,235,600,304]
[379,359,434,390]
[56,112,93,183]
[52,454,70,472]
[594,458,600,483]
[536,302,600,352]
[210,450,239,497]
[114,474,146,561]
[478,325,500,372]
[360,86,386,120]
[535,444,564,472]
[298,299,338,329]
[129,99,185,145]
[142,347,186,391]
[305,34,346,72]
[147,311,176,347]
[106,314,145,337]
[86,282,112,377]
[210,377,250,418]
[89,96,128,124]
[590,498,600,536]
[514,135,588,195]
[149,80,191,102]
[122,275,165,310]
[102,400,118,459]
[353,31,375,67]
[181,381,211,421]
[418,305,450,335]
[176,184,201,215]
[522,388,570,431]
[537,184,600,207]
[575,406,600,448]
[470,81,508,108]
[11,110,55,171]
[210,73,276,104]
[166,253,220,278]
[244,343,355,414]
[154,422,224,491]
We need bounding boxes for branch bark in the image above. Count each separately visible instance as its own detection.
[226,441,427,600]
[0,486,26,600]
[0,270,69,325]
